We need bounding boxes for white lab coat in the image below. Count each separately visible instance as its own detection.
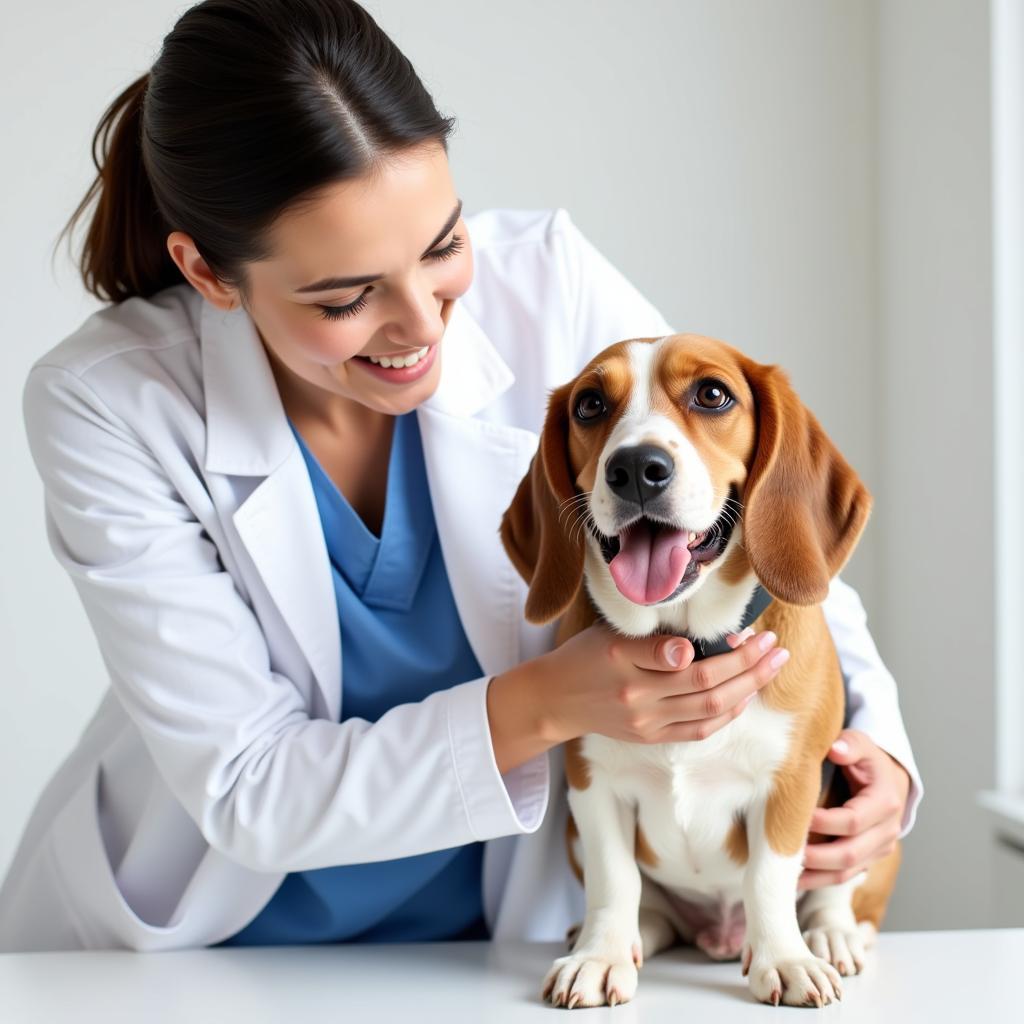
[0,208,922,952]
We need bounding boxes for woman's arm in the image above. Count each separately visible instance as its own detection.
[821,574,924,837]
[23,364,550,874]
[794,574,924,890]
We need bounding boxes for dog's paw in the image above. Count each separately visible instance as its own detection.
[747,953,843,1007]
[541,949,639,1008]
[802,923,869,976]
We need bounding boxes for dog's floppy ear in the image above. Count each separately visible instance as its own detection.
[500,381,585,623]
[740,360,872,605]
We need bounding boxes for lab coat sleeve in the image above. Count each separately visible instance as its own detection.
[550,208,923,836]
[822,575,923,837]
[22,363,548,874]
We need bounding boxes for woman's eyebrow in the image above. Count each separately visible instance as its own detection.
[294,199,463,294]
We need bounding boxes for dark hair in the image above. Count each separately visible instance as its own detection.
[55,0,456,304]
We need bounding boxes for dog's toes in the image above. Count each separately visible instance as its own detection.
[748,954,843,1007]
[542,950,638,1008]
[803,925,868,976]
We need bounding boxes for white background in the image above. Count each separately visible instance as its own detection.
[0,0,1016,931]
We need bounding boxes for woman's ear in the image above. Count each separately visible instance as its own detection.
[500,381,585,623]
[740,360,873,605]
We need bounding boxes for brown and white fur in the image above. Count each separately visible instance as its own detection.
[499,334,900,1008]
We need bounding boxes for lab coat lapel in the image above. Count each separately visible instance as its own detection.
[416,405,537,675]
[417,301,541,676]
[200,299,343,722]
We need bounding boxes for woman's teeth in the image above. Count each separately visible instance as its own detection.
[366,346,429,369]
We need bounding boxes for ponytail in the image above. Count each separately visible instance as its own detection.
[55,72,184,303]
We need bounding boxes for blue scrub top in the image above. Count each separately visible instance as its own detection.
[215,411,489,946]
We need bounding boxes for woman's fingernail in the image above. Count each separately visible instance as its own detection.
[769,648,790,669]
[668,642,685,667]
[758,631,777,651]
[832,738,849,755]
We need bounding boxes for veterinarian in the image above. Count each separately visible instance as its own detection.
[0,0,922,952]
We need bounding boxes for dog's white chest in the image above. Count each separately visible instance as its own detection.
[579,697,793,898]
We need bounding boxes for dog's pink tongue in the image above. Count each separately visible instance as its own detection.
[609,521,692,605]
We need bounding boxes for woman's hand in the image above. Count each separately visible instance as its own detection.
[532,621,789,747]
[798,728,910,891]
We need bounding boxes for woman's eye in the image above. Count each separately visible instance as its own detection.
[574,389,607,421]
[315,234,465,321]
[317,293,369,320]
[427,233,464,262]
[693,379,733,410]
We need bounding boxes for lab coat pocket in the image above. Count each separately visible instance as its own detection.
[47,761,187,950]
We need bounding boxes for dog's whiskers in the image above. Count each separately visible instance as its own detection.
[557,494,592,529]
[568,507,597,548]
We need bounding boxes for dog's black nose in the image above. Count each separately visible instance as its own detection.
[605,444,675,504]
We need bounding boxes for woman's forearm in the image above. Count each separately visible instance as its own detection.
[486,655,565,775]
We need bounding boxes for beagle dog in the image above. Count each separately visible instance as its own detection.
[500,333,900,1008]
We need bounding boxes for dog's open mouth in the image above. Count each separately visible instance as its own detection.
[589,485,739,606]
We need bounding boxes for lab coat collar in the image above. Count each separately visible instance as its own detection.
[200,296,516,476]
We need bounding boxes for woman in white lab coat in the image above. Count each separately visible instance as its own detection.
[0,0,921,952]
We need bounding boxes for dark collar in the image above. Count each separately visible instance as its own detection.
[688,583,775,661]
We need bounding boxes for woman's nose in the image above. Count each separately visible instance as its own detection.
[386,285,446,348]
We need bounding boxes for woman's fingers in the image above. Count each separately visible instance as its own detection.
[608,628,788,744]
[801,817,898,874]
[656,631,784,699]
[809,788,893,839]
[650,648,789,742]
[657,643,788,716]
[652,690,757,743]
[798,831,900,891]
[655,648,782,724]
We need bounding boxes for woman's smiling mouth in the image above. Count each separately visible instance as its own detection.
[352,342,438,382]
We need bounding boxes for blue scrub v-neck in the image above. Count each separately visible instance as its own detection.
[214,411,489,946]
[300,409,432,612]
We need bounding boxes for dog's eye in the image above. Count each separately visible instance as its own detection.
[693,379,733,410]
[574,390,607,421]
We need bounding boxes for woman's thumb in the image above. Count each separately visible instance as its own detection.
[828,728,866,763]
[662,636,693,668]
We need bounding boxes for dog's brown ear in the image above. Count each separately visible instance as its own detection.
[740,360,872,605]
[500,381,585,623]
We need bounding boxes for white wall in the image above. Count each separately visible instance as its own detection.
[873,0,997,929]
[0,0,1003,931]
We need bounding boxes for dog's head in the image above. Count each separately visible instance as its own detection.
[500,333,872,624]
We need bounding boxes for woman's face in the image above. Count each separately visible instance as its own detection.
[177,141,473,422]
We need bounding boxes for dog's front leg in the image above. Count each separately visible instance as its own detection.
[741,781,844,1007]
[542,775,641,1008]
